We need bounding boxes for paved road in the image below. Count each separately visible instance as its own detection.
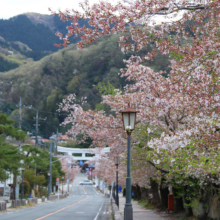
[0,173,110,220]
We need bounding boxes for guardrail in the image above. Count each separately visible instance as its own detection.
[111,198,122,220]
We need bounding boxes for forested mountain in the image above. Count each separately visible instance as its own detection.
[0,13,91,72]
[0,14,66,52]
[0,32,170,137]
[0,35,34,72]
[0,13,90,52]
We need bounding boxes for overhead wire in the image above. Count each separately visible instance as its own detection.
[0,98,67,138]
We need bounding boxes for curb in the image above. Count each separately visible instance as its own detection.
[111,198,122,220]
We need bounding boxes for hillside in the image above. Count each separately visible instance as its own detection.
[0,13,92,72]
[0,13,90,52]
[0,35,34,72]
[0,15,59,52]
[0,34,128,136]
[0,30,170,138]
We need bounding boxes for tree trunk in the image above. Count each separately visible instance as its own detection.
[12,173,16,200]
[173,187,184,213]
[160,181,168,210]
[183,186,193,217]
[135,184,142,200]
[141,187,148,200]
[131,185,141,200]
[131,185,136,199]
[123,188,126,197]
[150,179,161,208]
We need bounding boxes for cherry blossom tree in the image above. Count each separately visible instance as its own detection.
[55,0,220,213]
[58,155,78,184]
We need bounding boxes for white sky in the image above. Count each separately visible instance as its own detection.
[0,0,101,19]
[0,0,183,24]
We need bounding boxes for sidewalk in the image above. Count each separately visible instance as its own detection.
[118,194,167,220]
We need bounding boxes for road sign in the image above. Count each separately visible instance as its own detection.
[67,179,69,184]
[56,177,60,182]
[56,182,59,186]
[3,187,10,201]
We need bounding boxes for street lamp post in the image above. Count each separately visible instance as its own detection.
[120,103,139,220]
[47,171,50,201]
[62,176,64,195]
[21,168,25,200]
[90,168,92,182]
[115,157,120,208]
[67,163,69,193]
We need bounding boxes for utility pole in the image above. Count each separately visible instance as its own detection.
[48,156,68,196]
[15,97,31,200]
[54,129,59,156]
[32,111,46,191]
[49,138,53,194]
[33,110,46,148]
[17,97,32,132]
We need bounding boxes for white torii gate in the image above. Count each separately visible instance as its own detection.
[57,146,110,161]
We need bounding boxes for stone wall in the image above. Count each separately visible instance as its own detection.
[11,199,27,208]
[191,196,220,219]
[0,202,6,211]
[208,196,220,220]
[28,198,38,204]
[48,193,68,201]
[111,198,122,220]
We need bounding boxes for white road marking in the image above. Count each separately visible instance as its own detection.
[93,187,99,195]
[94,203,104,220]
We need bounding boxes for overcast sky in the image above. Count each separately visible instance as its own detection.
[0,0,102,19]
[0,0,183,24]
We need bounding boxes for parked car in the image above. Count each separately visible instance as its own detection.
[79,180,93,185]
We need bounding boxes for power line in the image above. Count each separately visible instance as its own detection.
[0,98,70,139]
[17,97,32,131]
[1,99,69,116]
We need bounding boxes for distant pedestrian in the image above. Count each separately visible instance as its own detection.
[118,185,122,193]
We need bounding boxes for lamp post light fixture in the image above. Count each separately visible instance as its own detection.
[120,103,139,220]
[115,157,120,208]
[21,168,25,200]
[47,171,51,201]
[62,176,64,195]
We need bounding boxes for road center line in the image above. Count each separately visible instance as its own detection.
[82,186,87,194]
[35,196,89,220]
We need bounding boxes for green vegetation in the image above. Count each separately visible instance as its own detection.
[59,135,93,149]
[0,23,170,137]
[0,113,26,181]
[138,199,155,210]
[21,144,65,188]
[0,15,58,52]
[0,113,64,195]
